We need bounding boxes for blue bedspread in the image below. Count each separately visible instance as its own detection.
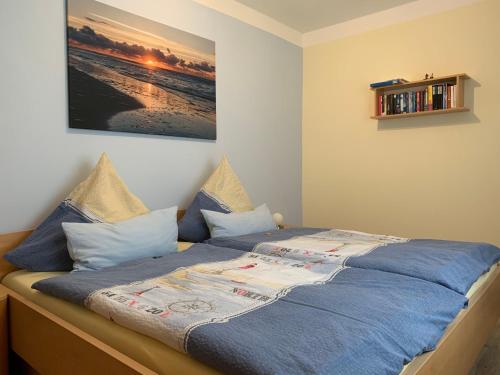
[33,243,467,375]
[206,229,500,295]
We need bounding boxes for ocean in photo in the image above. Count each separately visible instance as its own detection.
[68,47,216,140]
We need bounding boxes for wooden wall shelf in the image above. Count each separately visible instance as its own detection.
[371,74,469,120]
[371,107,469,120]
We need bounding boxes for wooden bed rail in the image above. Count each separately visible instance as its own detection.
[0,230,32,280]
[0,285,157,375]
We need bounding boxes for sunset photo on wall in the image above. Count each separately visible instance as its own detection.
[67,0,216,140]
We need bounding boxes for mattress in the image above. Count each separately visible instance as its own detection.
[2,247,497,375]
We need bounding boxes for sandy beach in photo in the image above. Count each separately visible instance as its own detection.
[68,66,144,130]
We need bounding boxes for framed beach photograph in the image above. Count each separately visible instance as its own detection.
[66,0,216,140]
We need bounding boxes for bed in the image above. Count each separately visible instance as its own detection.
[1,230,499,375]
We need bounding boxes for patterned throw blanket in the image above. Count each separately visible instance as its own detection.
[34,243,467,375]
[87,250,344,353]
[252,229,408,264]
[207,228,500,294]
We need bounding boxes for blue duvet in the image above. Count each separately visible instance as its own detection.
[34,243,467,375]
[206,228,500,295]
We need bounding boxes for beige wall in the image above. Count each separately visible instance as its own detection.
[303,0,500,246]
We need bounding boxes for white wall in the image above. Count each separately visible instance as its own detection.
[0,0,302,232]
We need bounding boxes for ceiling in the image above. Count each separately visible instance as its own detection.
[234,0,417,33]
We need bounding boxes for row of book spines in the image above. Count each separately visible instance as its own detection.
[377,84,457,116]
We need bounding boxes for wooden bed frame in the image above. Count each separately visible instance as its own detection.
[0,228,499,375]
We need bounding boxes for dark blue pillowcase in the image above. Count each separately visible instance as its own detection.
[178,191,230,243]
[4,202,92,271]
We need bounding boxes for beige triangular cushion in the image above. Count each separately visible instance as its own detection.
[201,156,253,212]
[67,153,149,222]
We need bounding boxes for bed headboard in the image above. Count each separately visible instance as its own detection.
[0,230,32,280]
[0,209,186,280]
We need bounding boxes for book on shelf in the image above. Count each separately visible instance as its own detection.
[370,78,408,88]
[446,85,451,108]
[377,83,457,116]
[428,85,433,112]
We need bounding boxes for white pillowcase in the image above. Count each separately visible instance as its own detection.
[62,206,178,271]
[201,204,277,238]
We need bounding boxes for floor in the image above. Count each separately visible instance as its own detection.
[469,319,500,375]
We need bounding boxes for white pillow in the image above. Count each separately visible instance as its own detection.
[201,204,277,238]
[62,207,178,271]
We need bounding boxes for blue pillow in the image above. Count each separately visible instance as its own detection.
[201,204,277,238]
[63,207,178,271]
[178,157,253,243]
[178,191,231,243]
[4,153,149,271]
[4,202,92,271]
